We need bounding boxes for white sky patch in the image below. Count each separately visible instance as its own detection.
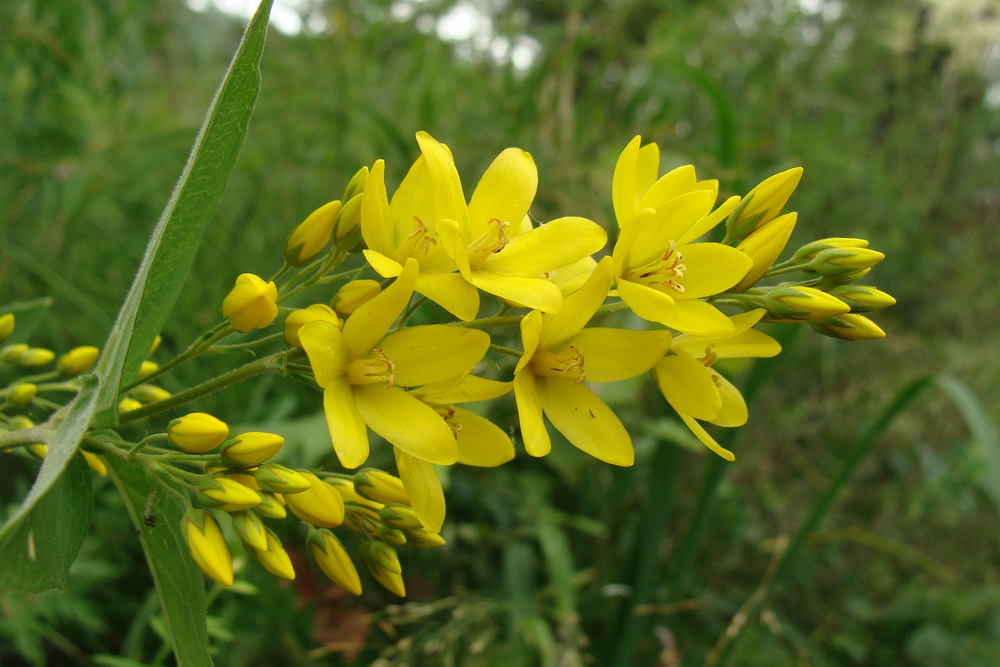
[186,0,328,35]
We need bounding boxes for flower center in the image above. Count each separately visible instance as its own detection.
[623,240,687,293]
[345,349,395,388]
[530,346,586,384]
[433,405,463,437]
[393,216,438,264]
[467,218,510,270]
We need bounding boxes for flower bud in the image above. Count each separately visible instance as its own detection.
[250,528,295,580]
[342,165,369,202]
[379,504,424,531]
[820,268,871,287]
[792,237,869,263]
[222,273,278,333]
[809,313,886,340]
[733,212,797,291]
[725,167,803,242]
[308,529,362,595]
[196,477,262,512]
[137,360,159,379]
[57,346,99,376]
[182,509,234,586]
[17,347,55,367]
[333,193,362,244]
[82,451,107,476]
[7,384,36,408]
[148,334,163,356]
[254,464,312,494]
[332,280,380,315]
[118,397,143,414]
[254,492,287,519]
[283,304,341,349]
[329,478,382,508]
[377,526,408,545]
[10,415,33,430]
[405,527,447,548]
[284,471,345,528]
[231,510,268,551]
[758,285,851,320]
[0,313,14,343]
[168,413,230,454]
[0,344,28,362]
[806,247,884,277]
[131,384,171,403]
[360,541,405,597]
[828,285,896,312]
[285,200,341,264]
[353,469,409,505]
[221,432,284,468]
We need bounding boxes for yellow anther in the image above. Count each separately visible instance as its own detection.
[467,218,510,270]
[531,346,587,384]
[345,349,395,388]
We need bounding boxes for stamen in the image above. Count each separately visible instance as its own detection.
[345,348,396,388]
[393,216,437,264]
[467,218,510,270]
[623,239,688,292]
[699,347,718,367]
[530,346,586,384]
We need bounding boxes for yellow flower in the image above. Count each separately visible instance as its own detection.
[182,510,234,586]
[654,310,781,460]
[57,346,100,376]
[167,412,230,454]
[221,432,284,467]
[283,304,341,349]
[285,200,341,264]
[299,259,489,469]
[309,529,362,595]
[222,273,278,333]
[250,528,295,580]
[284,471,345,528]
[514,257,672,465]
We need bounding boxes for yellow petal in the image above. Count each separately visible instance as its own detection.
[324,380,369,469]
[636,164,697,211]
[562,328,672,382]
[513,371,550,457]
[361,160,395,254]
[516,310,543,374]
[679,414,735,461]
[470,271,563,313]
[416,271,480,321]
[468,147,537,240]
[612,136,642,226]
[536,377,634,466]
[388,154,436,240]
[394,448,445,533]
[415,131,467,227]
[416,375,512,404]
[483,216,606,277]
[669,300,735,336]
[300,321,347,388]
[734,212,798,291]
[356,385,458,465]
[378,325,490,387]
[538,256,613,349]
[675,242,752,298]
[622,191,716,270]
[362,249,403,278]
[678,195,740,245]
[453,407,515,467]
[709,374,748,427]
[635,142,660,202]
[655,350,722,420]
[617,279,676,327]
[343,259,418,360]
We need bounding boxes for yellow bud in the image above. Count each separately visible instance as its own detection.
[332,279,380,315]
[254,492,288,519]
[328,478,383,509]
[285,200,341,264]
[167,412,230,454]
[342,165,369,202]
[222,273,278,333]
[378,526,407,545]
[148,334,163,356]
[10,415,34,430]
[231,510,268,551]
[807,247,884,276]
[18,347,55,367]
[254,464,312,494]
[221,431,284,468]
[137,360,159,379]
[0,344,28,362]
[405,527,447,548]
[7,383,37,408]
[379,503,424,531]
[361,541,405,597]
[308,529,362,595]
[792,237,869,263]
[733,212,798,291]
[284,471,346,528]
[251,528,295,580]
[762,285,851,320]
[726,167,803,241]
[828,285,896,312]
[28,443,48,459]
[57,346,100,376]
[283,304,341,349]
[0,313,14,343]
[809,313,886,340]
[131,384,171,403]
[118,397,143,414]
[81,451,107,476]
[333,192,362,244]
[182,509,234,586]
[196,477,262,512]
[353,469,409,505]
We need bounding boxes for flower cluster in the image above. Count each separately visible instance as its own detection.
[1,132,892,598]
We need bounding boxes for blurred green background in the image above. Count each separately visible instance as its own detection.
[2,0,999,664]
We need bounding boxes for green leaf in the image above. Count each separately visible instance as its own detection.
[0,377,99,594]
[0,454,94,594]
[92,0,275,428]
[106,456,213,667]
[937,374,1000,514]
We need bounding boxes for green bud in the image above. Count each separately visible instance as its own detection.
[231,510,268,551]
[342,165,369,202]
[360,541,405,597]
[755,285,851,320]
[828,285,896,312]
[809,313,886,340]
[379,503,423,531]
[377,526,408,545]
[0,344,28,362]
[792,237,868,263]
[405,527,447,548]
[254,463,312,494]
[806,247,884,276]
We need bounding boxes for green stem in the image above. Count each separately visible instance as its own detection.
[125,322,232,391]
[127,433,169,460]
[489,344,522,358]
[209,332,285,351]
[0,425,52,451]
[119,350,299,424]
